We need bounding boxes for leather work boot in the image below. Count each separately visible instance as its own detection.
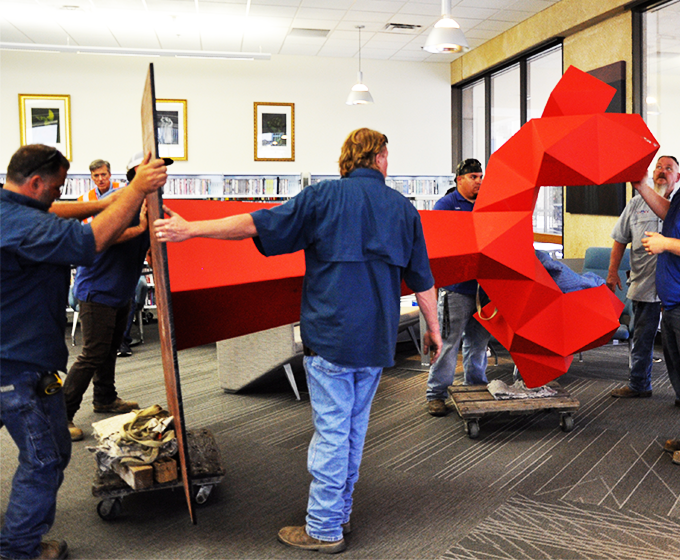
[341,522,351,535]
[277,526,346,554]
[610,386,652,398]
[428,399,448,416]
[37,540,68,559]
[664,439,680,454]
[674,451,680,466]
[68,422,83,442]
[93,398,139,414]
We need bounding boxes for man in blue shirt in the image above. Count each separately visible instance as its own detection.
[65,151,172,442]
[636,155,680,409]
[154,128,442,553]
[426,158,491,417]
[0,144,167,560]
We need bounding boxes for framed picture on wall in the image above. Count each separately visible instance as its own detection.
[254,102,295,161]
[156,99,188,161]
[19,94,72,160]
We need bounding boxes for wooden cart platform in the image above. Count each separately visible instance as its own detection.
[447,382,579,439]
[92,428,225,520]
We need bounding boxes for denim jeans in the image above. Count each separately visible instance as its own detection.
[0,371,71,559]
[304,355,382,542]
[427,290,491,401]
[627,301,661,393]
[661,305,680,401]
[64,299,130,420]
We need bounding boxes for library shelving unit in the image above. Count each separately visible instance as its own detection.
[0,173,455,208]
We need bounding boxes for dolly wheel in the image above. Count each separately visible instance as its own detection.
[466,420,480,439]
[97,498,122,520]
[560,414,574,432]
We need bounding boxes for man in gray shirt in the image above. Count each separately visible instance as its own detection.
[608,155,678,398]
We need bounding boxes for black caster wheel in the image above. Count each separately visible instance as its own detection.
[560,414,574,432]
[465,420,480,439]
[97,498,122,520]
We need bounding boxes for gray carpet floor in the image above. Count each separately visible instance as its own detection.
[1,320,679,559]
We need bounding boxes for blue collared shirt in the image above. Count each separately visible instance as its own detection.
[0,188,96,375]
[657,194,680,310]
[73,188,150,308]
[434,188,478,295]
[251,168,434,368]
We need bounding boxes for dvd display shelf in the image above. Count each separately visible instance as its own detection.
[310,174,454,210]
[0,173,454,207]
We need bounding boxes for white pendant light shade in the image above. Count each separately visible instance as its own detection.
[423,0,470,54]
[346,71,374,105]
[347,25,374,105]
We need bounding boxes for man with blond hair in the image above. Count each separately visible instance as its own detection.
[154,128,441,553]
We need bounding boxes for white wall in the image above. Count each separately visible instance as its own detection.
[0,51,452,177]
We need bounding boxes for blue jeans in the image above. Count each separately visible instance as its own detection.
[0,371,71,559]
[627,301,661,393]
[304,355,382,542]
[661,306,680,400]
[427,290,491,401]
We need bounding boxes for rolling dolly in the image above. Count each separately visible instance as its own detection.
[447,382,579,439]
[92,428,225,520]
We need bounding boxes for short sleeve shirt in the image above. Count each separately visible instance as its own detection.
[1,188,97,374]
[250,168,434,368]
[611,194,663,302]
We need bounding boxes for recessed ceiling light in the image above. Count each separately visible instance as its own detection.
[288,28,329,38]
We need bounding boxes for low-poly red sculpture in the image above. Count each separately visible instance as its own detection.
[164,66,659,388]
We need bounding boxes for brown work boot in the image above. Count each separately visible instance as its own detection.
[673,451,680,465]
[37,540,68,559]
[610,386,652,398]
[67,422,83,442]
[428,399,448,417]
[277,526,346,554]
[664,439,680,454]
[93,398,139,414]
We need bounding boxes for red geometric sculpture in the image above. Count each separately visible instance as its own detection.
[164,66,659,388]
[422,65,659,386]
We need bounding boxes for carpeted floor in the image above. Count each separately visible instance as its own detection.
[1,320,679,559]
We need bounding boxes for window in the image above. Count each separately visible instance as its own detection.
[642,1,680,160]
[454,43,563,238]
[461,80,485,163]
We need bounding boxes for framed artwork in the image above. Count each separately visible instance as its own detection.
[156,99,188,161]
[254,102,295,161]
[19,94,72,160]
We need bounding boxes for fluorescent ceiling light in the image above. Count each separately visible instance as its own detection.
[0,42,270,60]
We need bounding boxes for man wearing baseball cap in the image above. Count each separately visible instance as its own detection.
[426,158,491,416]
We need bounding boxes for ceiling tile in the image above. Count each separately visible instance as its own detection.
[0,0,565,61]
[350,0,405,13]
[0,19,31,43]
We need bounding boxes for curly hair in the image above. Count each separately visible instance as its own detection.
[338,128,388,178]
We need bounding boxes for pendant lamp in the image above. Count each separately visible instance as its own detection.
[423,0,470,54]
[346,25,374,105]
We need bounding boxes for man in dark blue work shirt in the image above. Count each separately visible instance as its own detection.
[154,128,442,553]
[0,145,167,560]
[426,158,492,417]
